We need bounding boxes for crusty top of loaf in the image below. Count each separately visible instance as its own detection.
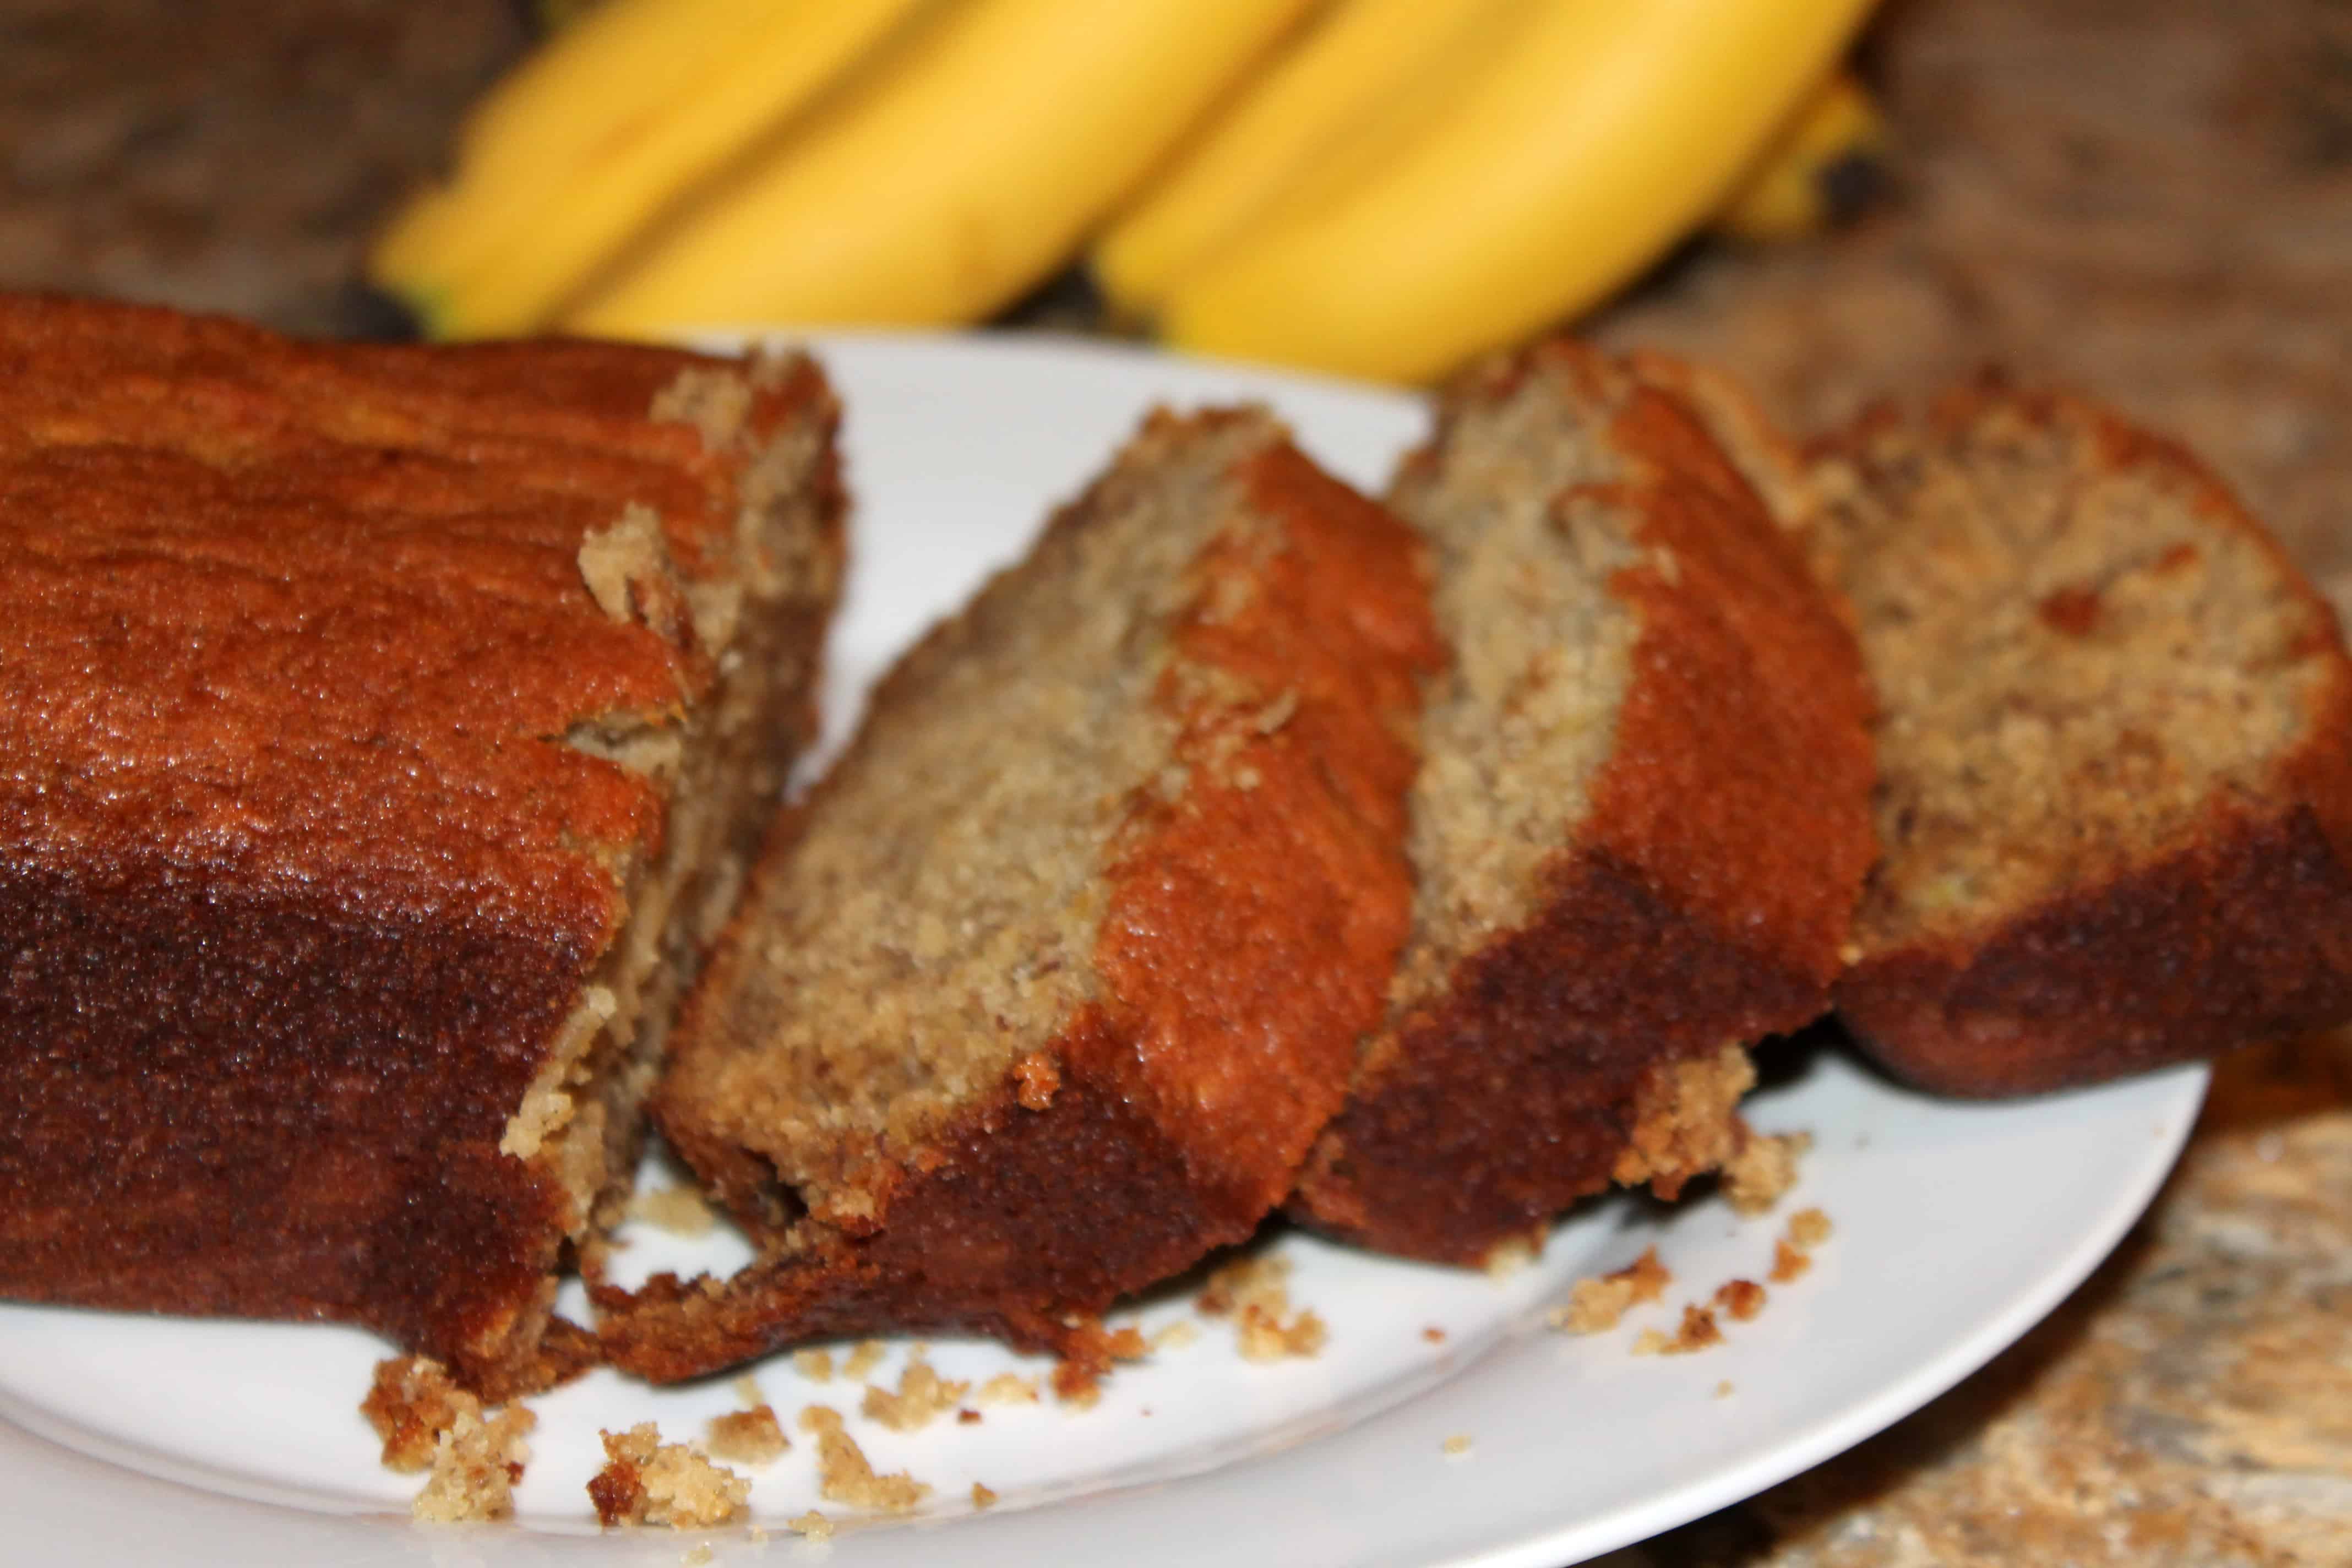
[0,294,831,935]
[1812,379,2352,952]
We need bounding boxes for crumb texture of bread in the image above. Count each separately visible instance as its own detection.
[363,1355,472,1474]
[861,1353,971,1431]
[365,1357,537,1524]
[1816,382,2352,1094]
[704,1404,789,1466]
[1548,1247,1672,1335]
[1293,338,1876,1265]
[1196,1254,1328,1362]
[587,1423,750,1528]
[600,407,1437,1382]
[801,1406,930,1512]
[0,295,845,1395]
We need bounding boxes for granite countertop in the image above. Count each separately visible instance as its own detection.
[6,1,2348,1561]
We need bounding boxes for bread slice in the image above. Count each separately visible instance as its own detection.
[1805,380,2352,1095]
[1290,340,1876,1266]
[0,296,845,1396]
[598,407,1438,1382]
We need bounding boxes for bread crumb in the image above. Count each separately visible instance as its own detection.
[1722,1130,1812,1216]
[361,1355,467,1473]
[1713,1278,1767,1322]
[650,364,753,451]
[1483,1236,1538,1278]
[1548,1247,1671,1334]
[684,1547,713,1567]
[1011,1052,1060,1110]
[957,1408,981,1425]
[706,1404,789,1466]
[576,503,686,641]
[972,1482,999,1509]
[842,1340,888,1380]
[412,1403,536,1523]
[1423,1326,1446,1344]
[1442,1434,1473,1457]
[790,1510,834,1541]
[1148,1319,1200,1353]
[629,1183,716,1237]
[1632,1304,1725,1357]
[1716,1381,1735,1398]
[733,1375,766,1407]
[1051,1325,1148,1406]
[1788,1206,1833,1249]
[977,1373,1039,1406]
[861,1352,971,1433]
[1770,1239,1813,1283]
[1197,1255,1327,1362]
[793,1349,835,1382]
[801,1405,929,1512]
[587,1423,749,1528]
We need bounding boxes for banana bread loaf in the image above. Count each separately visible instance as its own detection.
[1809,381,2352,1095]
[0,296,845,1396]
[1291,339,1876,1266]
[598,407,1438,1382]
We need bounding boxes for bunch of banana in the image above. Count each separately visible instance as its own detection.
[1114,0,1882,382]
[373,0,1317,339]
[373,0,1888,382]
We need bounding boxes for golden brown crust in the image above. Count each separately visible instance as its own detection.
[0,295,843,1392]
[1294,339,1876,1264]
[601,416,1438,1382]
[1827,381,2352,1096]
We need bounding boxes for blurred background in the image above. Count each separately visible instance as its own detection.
[5,1,2349,1560]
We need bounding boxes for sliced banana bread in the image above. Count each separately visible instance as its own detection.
[0,296,845,1396]
[598,407,1438,1382]
[1291,340,1876,1266]
[1809,382,2352,1095]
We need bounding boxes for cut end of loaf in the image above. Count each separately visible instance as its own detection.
[1821,380,2352,1094]
[618,406,1436,1379]
[1817,384,2345,957]
[1294,339,1874,1263]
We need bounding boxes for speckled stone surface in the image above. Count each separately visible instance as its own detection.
[4,1,2347,1561]
[0,0,521,334]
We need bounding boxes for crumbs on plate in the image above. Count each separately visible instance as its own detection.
[801,1404,929,1512]
[1197,1254,1327,1362]
[587,1422,748,1528]
[361,1354,535,1522]
[1549,1246,1671,1335]
[862,1352,971,1432]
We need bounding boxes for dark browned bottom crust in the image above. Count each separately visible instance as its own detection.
[597,1013,1272,1381]
[1293,856,1818,1264]
[0,873,580,1395]
[1838,802,2352,1097]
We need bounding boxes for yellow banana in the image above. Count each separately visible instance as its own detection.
[1712,71,1891,242]
[1091,0,1511,319]
[371,0,929,340]
[1160,0,1880,383]
[563,0,1316,339]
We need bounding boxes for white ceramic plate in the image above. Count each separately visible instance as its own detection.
[0,333,2207,1568]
